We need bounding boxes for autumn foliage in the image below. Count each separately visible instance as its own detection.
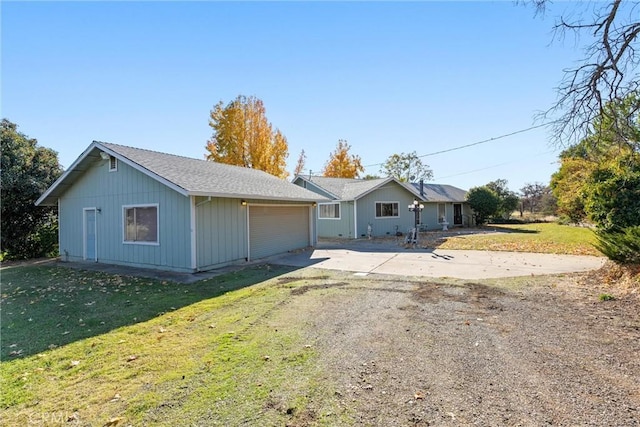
[322,139,364,178]
[206,95,289,178]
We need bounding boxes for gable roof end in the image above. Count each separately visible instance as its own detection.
[36,142,328,206]
[294,175,425,201]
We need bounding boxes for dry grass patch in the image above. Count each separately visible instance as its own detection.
[436,223,600,256]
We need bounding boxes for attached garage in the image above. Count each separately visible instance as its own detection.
[248,205,311,260]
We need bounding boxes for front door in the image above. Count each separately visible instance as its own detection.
[84,208,97,261]
[453,204,463,226]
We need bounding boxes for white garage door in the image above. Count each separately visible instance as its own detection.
[249,205,311,260]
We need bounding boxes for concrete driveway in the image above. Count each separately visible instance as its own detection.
[274,240,606,279]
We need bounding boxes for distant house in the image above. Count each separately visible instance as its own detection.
[36,141,327,273]
[292,175,472,239]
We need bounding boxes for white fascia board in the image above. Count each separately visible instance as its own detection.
[35,141,101,206]
[188,191,329,203]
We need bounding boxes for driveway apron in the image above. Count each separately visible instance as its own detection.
[275,247,605,279]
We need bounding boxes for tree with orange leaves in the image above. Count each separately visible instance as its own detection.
[322,139,364,178]
[206,95,289,178]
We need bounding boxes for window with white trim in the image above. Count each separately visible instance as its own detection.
[438,203,446,223]
[375,202,399,218]
[124,205,158,244]
[109,156,118,172]
[318,202,340,219]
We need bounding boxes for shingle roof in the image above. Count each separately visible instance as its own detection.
[411,183,468,202]
[300,176,389,200]
[36,141,328,205]
[296,175,423,201]
[294,176,467,203]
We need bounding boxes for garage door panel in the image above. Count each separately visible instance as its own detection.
[249,206,310,260]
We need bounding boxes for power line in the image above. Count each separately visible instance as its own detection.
[363,122,553,169]
[432,149,557,181]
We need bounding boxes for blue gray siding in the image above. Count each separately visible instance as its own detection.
[196,198,317,269]
[195,197,247,270]
[356,182,418,237]
[58,158,193,272]
[317,201,354,238]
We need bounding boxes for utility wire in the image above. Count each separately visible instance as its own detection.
[363,122,553,168]
[432,149,557,181]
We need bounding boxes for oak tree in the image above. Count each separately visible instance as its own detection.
[206,95,289,178]
[380,151,433,182]
[486,179,520,219]
[520,182,555,215]
[534,0,640,147]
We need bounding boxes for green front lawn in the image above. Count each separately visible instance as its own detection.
[437,223,600,256]
[0,264,347,426]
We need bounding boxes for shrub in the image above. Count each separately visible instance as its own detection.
[466,186,500,225]
[594,226,640,264]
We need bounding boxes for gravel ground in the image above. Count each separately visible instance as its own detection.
[294,271,640,426]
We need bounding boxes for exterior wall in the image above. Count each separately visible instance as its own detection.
[356,182,419,238]
[422,202,474,229]
[310,182,475,238]
[196,198,317,270]
[461,203,475,227]
[58,157,193,272]
[195,197,247,270]
[421,204,440,230]
[317,201,354,238]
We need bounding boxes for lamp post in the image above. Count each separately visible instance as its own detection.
[407,199,424,246]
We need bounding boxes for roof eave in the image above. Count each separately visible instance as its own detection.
[352,177,425,201]
[98,142,189,197]
[35,141,191,206]
[35,141,102,206]
[292,175,341,199]
[188,191,330,203]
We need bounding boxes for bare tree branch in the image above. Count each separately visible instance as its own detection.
[533,0,640,148]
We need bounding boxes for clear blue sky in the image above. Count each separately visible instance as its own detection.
[2,1,583,193]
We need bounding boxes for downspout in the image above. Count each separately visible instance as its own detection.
[309,202,318,246]
[58,199,63,260]
[353,199,358,239]
[245,202,251,262]
[190,196,197,272]
[94,207,98,262]
[419,180,425,228]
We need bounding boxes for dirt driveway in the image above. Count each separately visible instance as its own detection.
[288,269,640,426]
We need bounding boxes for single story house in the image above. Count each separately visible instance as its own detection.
[36,141,327,273]
[292,175,473,239]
